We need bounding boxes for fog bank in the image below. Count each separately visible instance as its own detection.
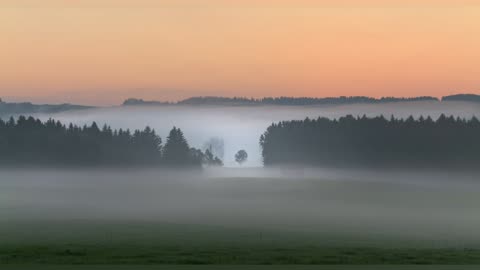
[23,101,480,167]
[2,168,480,247]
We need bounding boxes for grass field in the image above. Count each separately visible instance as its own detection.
[3,266,480,270]
[2,169,480,266]
[2,221,480,265]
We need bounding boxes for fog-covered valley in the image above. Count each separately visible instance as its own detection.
[2,168,480,247]
[25,101,480,167]
[3,101,480,260]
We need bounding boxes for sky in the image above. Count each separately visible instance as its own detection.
[1,1,480,105]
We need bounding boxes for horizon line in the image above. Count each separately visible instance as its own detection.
[2,93,480,107]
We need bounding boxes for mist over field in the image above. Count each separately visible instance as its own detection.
[2,168,480,248]
[3,102,480,265]
[25,101,480,167]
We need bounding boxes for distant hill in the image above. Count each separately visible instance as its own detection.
[179,96,258,105]
[123,96,439,107]
[255,96,438,106]
[123,98,172,106]
[442,94,480,102]
[0,98,93,115]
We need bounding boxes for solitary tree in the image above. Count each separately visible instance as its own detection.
[235,150,248,165]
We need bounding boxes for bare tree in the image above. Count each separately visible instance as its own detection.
[203,137,225,160]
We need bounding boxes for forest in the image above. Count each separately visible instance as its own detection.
[442,94,480,102]
[0,98,92,115]
[260,114,480,168]
[0,116,222,167]
[123,94,480,107]
[125,95,439,106]
[2,114,480,168]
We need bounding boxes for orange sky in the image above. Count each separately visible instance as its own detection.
[1,1,480,105]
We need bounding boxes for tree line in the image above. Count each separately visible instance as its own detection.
[260,114,480,168]
[0,116,222,167]
[442,94,480,102]
[0,98,92,115]
[124,94,480,107]
[174,96,439,106]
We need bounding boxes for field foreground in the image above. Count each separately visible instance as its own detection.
[3,266,480,270]
[2,169,480,265]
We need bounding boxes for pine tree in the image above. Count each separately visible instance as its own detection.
[163,127,191,166]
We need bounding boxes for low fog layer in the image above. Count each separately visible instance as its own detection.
[25,101,480,167]
[2,168,480,247]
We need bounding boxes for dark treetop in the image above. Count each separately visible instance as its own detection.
[0,116,222,167]
[260,114,480,168]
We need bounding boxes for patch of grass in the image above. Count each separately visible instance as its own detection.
[2,220,480,265]
[3,265,480,270]
[2,245,480,265]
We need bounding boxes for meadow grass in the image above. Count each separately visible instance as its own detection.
[2,221,480,265]
[3,172,480,266]
[3,266,480,270]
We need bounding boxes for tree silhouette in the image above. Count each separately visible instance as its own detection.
[260,114,480,168]
[163,127,192,166]
[0,117,222,168]
[203,137,225,160]
[235,150,248,165]
[203,149,224,166]
[176,96,439,106]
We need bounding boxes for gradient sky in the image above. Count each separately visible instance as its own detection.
[1,1,480,105]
